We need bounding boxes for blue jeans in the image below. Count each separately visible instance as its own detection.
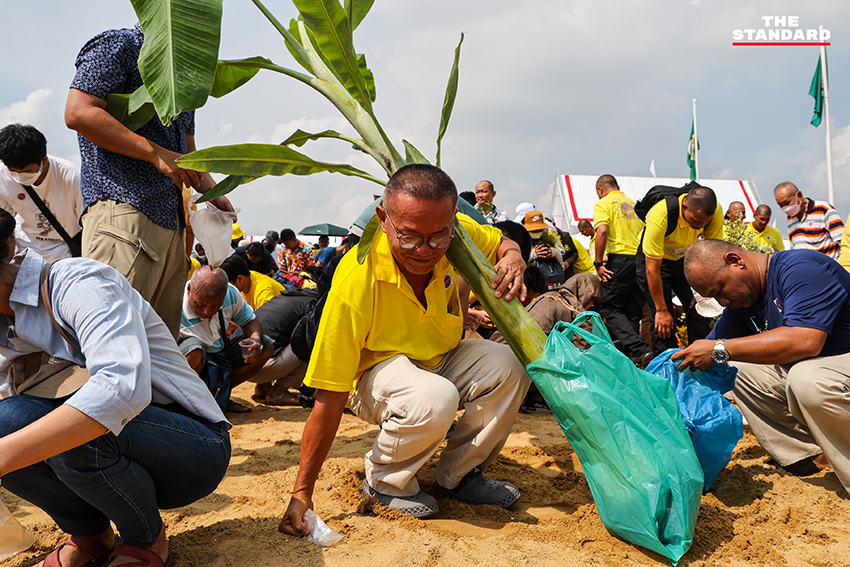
[0,396,230,546]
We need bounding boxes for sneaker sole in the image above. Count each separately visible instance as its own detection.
[361,483,439,519]
[439,486,521,509]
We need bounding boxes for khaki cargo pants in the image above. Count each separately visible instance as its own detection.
[82,200,189,340]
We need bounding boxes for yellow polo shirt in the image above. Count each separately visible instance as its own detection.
[643,194,723,261]
[304,213,502,393]
[243,270,285,309]
[593,190,644,255]
[746,223,785,252]
[571,234,595,274]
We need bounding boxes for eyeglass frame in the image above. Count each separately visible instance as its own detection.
[383,209,455,250]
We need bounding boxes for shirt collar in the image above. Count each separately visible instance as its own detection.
[9,249,45,308]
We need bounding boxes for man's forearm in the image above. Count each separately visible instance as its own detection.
[645,257,667,312]
[594,226,608,262]
[65,88,160,164]
[291,389,349,500]
[727,327,826,365]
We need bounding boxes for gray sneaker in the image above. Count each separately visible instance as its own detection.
[361,481,439,518]
[439,467,521,508]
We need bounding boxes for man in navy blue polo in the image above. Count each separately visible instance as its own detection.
[65,24,233,339]
[673,239,850,494]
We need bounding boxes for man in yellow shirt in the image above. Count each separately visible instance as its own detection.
[220,254,285,309]
[279,165,529,530]
[592,174,651,365]
[747,204,785,253]
[636,186,723,355]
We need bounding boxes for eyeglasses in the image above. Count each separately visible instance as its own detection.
[384,210,454,250]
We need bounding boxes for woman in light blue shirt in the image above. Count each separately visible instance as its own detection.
[0,210,230,567]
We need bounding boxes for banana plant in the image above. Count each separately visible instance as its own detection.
[119,0,548,365]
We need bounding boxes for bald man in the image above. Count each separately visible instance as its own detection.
[673,239,850,493]
[725,201,746,222]
[179,266,274,412]
[746,204,784,253]
[774,181,842,258]
[474,180,510,224]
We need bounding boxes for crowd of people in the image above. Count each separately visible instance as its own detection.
[0,21,848,567]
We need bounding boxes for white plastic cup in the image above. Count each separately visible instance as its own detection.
[239,338,257,358]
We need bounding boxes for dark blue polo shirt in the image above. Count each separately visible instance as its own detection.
[709,250,850,357]
[70,24,195,230]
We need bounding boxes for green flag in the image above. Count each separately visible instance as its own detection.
[809,55,824,127]
[687,120,699,181]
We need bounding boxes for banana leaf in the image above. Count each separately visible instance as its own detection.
[436,34,464,168]
[130,0,223,125]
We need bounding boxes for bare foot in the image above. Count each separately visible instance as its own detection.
[813,453,831,471]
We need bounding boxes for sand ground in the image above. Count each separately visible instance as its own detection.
[2,381,849,567]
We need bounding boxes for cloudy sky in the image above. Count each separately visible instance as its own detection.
[1,0,848,238]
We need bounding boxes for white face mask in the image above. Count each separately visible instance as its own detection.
[780,195,802,217]
[8,161,43,186]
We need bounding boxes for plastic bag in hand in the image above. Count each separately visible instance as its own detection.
[646,349,743,490]
[188,194,239,268]
[304,509,342,547]
[526,312,703,565]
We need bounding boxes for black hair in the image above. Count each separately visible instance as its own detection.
[245,241,265,258]
[494,220,532,262]
[263,230,279,253]
[523,264,548,295]
[0,209,17,264]
[0,124,47,169]
[685,186,717,216]
[219,253,251,282]
[459,191,476,206]
[280,228,296,241]
[384,164,458,209]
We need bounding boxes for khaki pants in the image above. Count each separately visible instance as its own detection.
[249,344,307,389]
[349,340,531,497]
[82,200,189,340]
[732,354,850,493]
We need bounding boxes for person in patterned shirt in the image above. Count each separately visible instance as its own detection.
[474,180,510,224]
[65,24,234,339]
[278,228,315,273]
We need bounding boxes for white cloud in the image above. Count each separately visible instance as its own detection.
[0,89,55,128]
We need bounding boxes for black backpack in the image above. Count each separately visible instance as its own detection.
[633,181,701,236]
[289,253,343,363]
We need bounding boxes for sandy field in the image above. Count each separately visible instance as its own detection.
[2,380,849,567]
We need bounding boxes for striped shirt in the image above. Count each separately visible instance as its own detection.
[787,198,843,258]
[180,283,255,353]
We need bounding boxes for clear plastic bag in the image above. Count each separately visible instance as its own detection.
[188,194,239,269]
[0,498,35,562]
[303,509,342,547]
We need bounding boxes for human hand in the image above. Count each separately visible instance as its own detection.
[151,144,201,189]
[534,244,552,259]
[596,265,613,282]
[670,339,716,371]
[654,310,675,339]
[210,195,237,222]
[467,308,492,327]
[492,250,526,302]
[279,494,312,536]
[242,337,262,363]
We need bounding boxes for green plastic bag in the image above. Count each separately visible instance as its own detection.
[526,312,703,565]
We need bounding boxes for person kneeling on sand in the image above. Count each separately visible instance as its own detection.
[0,209,231,567]
[673,239,850,492]
[279,164,531,532]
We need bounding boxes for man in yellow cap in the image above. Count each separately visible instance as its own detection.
[231,223,245,248]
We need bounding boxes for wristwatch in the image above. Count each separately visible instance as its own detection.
[593,260,604,268]
[711,339,730,364]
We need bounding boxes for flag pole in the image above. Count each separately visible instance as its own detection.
[692,99,699,182]
[820,26,834,204]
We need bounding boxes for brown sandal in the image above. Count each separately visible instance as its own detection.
[109,544,175,567]
[43,535,112,567]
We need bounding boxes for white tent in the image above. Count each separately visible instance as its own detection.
[551,175,763,238]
